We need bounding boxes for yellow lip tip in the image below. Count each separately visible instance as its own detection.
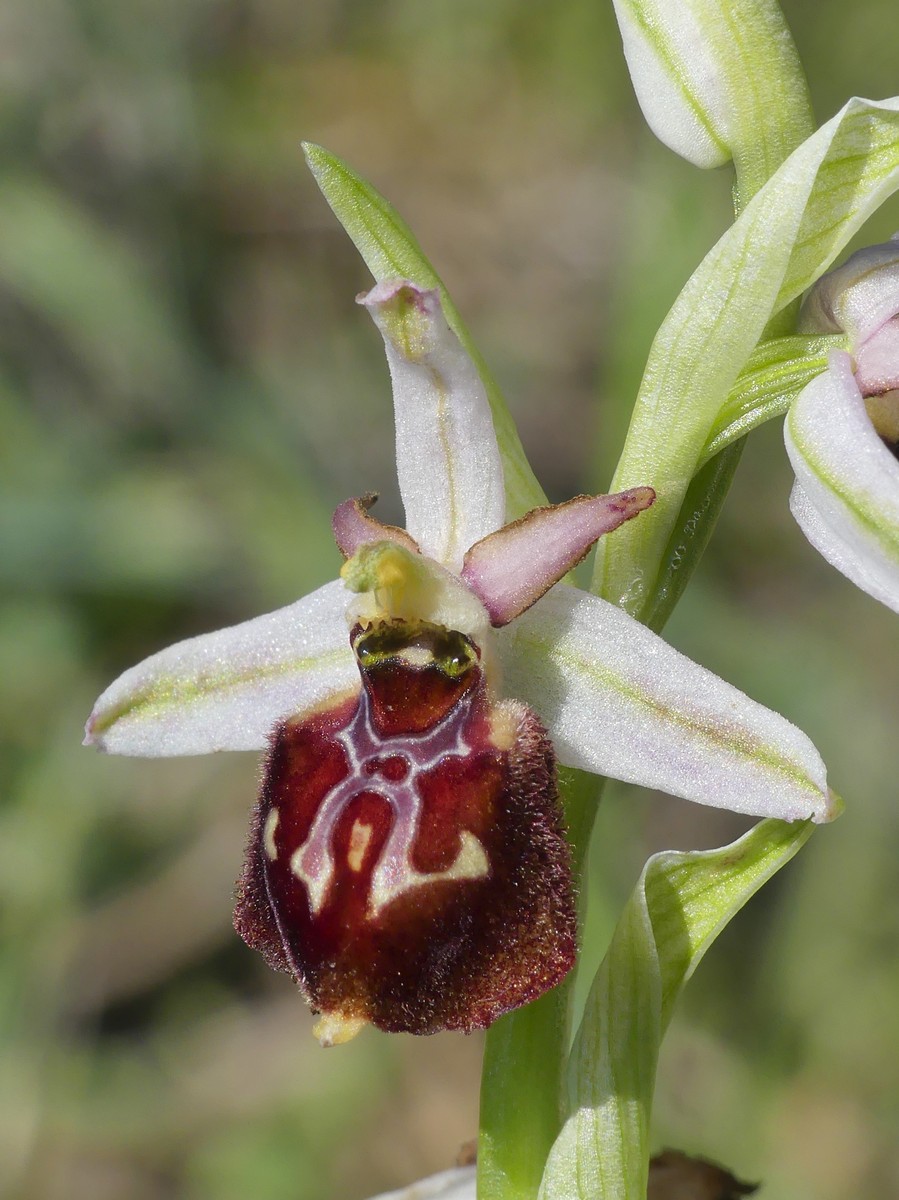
[313,1013,367,1047]
[824,787,845,822]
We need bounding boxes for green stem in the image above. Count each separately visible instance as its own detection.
[477,769,601,1200]
[478,8,820,1197]
[638,330,847,624]
[661,15,813,631]
[641,438,746,634]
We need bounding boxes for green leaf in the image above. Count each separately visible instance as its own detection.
[302,143,545,520]
[700,333,843,463]
[593,97,899,617]
[538,818,815,1200]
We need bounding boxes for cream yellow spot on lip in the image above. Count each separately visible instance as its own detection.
[397,645,434,667]
[488,700,524,751]
[263,808,279,861]
[368,830,490,915]
[347,820,373,872]
[444,830,489,882]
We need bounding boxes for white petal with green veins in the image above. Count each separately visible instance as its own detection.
[360,280,505,571]
[612,0,732,168]
[799,239,899,345]
[365,1167,475,1200]
[785,351,899,613]
[500,584,835,822]
[303,142,546,520]
[85,580,356,756]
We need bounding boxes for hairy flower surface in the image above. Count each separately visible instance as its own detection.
[86,280,835,1043]
[786,241,899,611]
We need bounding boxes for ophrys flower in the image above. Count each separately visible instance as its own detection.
[86,280,835,1044]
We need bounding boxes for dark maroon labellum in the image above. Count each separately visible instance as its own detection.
[234,619,576,1040]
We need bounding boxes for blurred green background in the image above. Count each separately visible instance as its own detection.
[2,1,897,1197]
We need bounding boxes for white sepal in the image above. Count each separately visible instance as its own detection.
[785,352,899,613]
[363,1168,475,1200]
[799,237,899,345]
[85,580,356,756]
[359,280,506,571]
[499,584,835,822]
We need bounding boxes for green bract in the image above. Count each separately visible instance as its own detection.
[702,333,844,463]
[539,818,814,1200]
[594,97,899,619]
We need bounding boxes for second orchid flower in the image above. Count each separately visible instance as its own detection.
[786,240,899,613]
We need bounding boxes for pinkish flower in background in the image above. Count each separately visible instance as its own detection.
[786,240,899,611]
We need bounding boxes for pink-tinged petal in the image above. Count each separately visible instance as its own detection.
[854,316,899,395]
[498,584,836,824]
[359,280,506,571]
[785,352,899,613]
[331,494,420,559]
[461,488,655,626]
[84,580,357,756]
[800,238,899,346]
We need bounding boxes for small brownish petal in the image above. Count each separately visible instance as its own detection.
[461,488,655,626]
[332,494,420,559]
[233,619,576,1039]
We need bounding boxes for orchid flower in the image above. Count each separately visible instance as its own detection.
[785,241,899,612]
[85,278,834,1046]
